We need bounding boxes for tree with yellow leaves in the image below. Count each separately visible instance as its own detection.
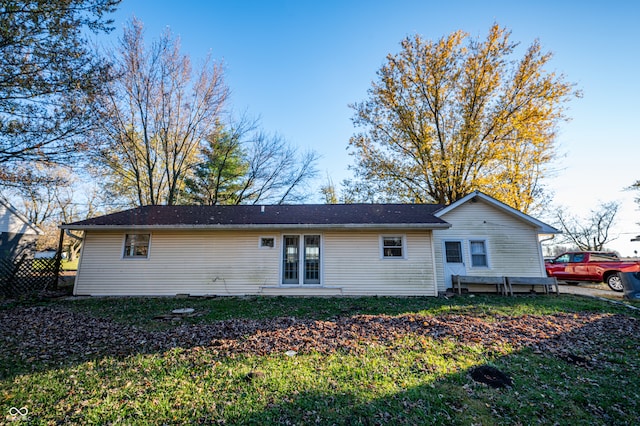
[347,24,579,213]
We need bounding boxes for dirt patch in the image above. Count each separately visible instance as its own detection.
[558,282,623,298]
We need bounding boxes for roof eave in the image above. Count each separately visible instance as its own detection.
[538,226,563,235]
[60,223,452,231]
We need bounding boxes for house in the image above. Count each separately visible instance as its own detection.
[61,191,559,297]
[0,196,43,259]
[431,192,559,294]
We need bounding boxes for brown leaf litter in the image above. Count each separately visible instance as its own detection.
[0,306,638,368]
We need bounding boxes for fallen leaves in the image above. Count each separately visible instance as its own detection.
[1,306,638,369]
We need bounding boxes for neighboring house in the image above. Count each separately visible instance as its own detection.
[62,191,559,297]
[0,196,43,258]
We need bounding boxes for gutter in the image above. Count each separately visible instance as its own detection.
[65,229,83,241]
[60,223,453,232]
[539,234,556,244]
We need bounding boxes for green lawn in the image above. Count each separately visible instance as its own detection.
[1,295,639,424]
[60,258,79,271]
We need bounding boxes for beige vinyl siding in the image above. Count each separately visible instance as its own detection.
[75,228,438,296]
[433,200,546,292]
[323,230,437,296]
[75,230,280,296]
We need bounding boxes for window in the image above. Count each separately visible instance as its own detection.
[282,234,321,285]
[260,237,275,248]
[572,253,585,262]
[123,234,150,258]
[282,236,299,284]
[589,252,619,261]
[382,236,404,258]
[445,241,463,263]
[304,235,320,284]
[469,240,488,267]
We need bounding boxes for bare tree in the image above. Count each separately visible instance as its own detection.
[94,18,228,206]
[3,165,76,227]
[53,186,103,260]
[182,117,319,205]
[237,132,318,205]
[554,201,620,251]
[4,167,102,258]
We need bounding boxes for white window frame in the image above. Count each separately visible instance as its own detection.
[469,239,489,268]
[122,233,151,259]
[280,234,324,286]
[259,236,276,249]
[380,235,406,259]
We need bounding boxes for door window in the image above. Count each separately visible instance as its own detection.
[445,241,463,263]
[283,235,321,285]
[571,253,585,262]
[304,235,320,284]
[283,236,299,284]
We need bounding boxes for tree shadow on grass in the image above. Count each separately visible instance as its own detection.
[238,333,640,425]
[1,296,639,423]
[231,313,640,425]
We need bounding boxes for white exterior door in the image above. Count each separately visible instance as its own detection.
[282,234,321,285]
[443,240,466,288]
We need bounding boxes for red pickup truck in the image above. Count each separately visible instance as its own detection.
[545,251,640,292]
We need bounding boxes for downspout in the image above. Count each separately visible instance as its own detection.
[537,234,556,276]
[65,229,84,242]
[65,229,84,263]
[539,234,556,244]
[53,228,65,290]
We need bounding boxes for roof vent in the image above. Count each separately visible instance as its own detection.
[261,205,265,213]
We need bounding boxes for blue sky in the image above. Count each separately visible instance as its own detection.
[104,0,639,255]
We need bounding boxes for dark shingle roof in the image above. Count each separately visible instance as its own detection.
[62,204,449,230]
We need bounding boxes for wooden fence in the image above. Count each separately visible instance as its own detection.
[0,255,59,298]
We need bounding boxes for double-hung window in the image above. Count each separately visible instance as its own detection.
[123,234,150,258]
[381,236,404,258]
[469,240,488,267]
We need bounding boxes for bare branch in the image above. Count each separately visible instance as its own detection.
[92,18,228,206]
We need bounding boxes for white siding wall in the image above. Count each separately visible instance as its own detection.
[0,203,36,234]
[433,201,546,293]
[323,230,437,296]
[74,229,438,296]
[75,230,280,296]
